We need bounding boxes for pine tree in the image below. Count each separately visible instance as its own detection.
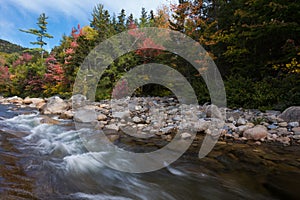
[19,13,53,59]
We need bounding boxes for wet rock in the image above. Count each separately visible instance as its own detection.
[278,106,300,122]
[41,96,69,115]
[243,126,268,140]
[107,134,120,143]
[40,116,60,125]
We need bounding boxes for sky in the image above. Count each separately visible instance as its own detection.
[0,0,176,51]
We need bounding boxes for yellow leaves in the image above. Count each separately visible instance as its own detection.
[82,26,98,41]
[274,57,300,74]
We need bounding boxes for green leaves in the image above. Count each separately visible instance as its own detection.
[19,13,53,58]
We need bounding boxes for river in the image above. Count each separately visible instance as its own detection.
[0,103,299,200]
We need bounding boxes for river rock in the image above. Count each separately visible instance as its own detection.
[113,111,131,119]
[243,126,268,140]
[132,116,142,123]
[7,96,23,104]
[278,122,288,127]
[97,114,107,121]
[292,127,300,135]
[180,132,192,139]
[40,116,60,125]
[288,122,299,128]
[236,125,250,134]
[278,106,300,122]
[267,124,278,130]
[107,134,120,142]
[74,107,97,123]
[237,117,247,126]
[105,124,119,132]
[60,110,74,119]
[23,97,45,105]
[205,104,224,120]
[276,136,290,146]
[71,94,87,109]
[41,96,69,115]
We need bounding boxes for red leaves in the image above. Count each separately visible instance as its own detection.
[0,66,10,82]
[12,53,33,67]
[128,21,165,60]
[44,54,64,82]
[136,37,165,58]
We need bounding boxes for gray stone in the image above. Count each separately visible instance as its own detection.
[205,104,224,120]
[41,96,69,115]
[236,125,250,134]
[132,116,142,123]
[278,106,300,122]
[237,117,247,125]
[113,111,131,119]
[288,122,299,128]
[181,132,192,140]
[292,135,300,140]
[74,107,97,123]
[71,94,87,109]
[105,124,119,132]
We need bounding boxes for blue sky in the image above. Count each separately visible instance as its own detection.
[0,0,176,51]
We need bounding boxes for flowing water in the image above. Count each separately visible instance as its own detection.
[0,104,299,200]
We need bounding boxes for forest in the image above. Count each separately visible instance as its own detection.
[0,0,299,111]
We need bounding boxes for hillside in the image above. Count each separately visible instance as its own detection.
[0,39,26,53]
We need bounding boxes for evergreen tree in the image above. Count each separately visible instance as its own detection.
[19,13,53,59]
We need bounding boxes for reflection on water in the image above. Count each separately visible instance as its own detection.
[0,104,299,200]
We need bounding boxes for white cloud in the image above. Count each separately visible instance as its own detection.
[8,0,177,21]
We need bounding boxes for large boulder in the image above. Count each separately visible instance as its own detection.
[243,125,268,140]
[41,96,69,115]
[278,106,300,122]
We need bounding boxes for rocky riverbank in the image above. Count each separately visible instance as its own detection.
[0,95,299,147]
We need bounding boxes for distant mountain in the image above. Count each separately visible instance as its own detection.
[0,39,26,54]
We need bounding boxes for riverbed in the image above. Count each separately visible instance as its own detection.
[0,103,299,200]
